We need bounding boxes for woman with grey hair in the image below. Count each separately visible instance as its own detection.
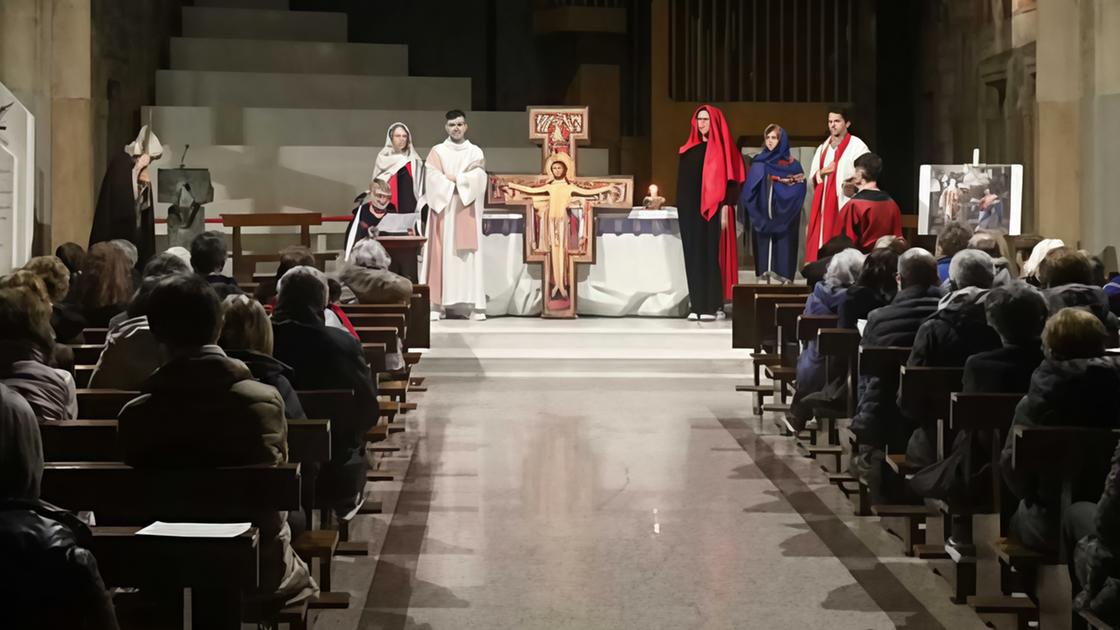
[788,248,865,430]
[335,239,413,305]
[272,266,378,519]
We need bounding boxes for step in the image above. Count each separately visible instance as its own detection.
[416,354,747,378]
[156,70,470,110]
[144,106,538,148]
[429,320,733,352]
[195,0,289,9]
[170,38,408,76]
[149,144,611,218]
[182,6,347,42]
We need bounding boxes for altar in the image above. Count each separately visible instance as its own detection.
[483,208,688,317]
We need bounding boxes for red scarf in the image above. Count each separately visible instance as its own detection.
[804,133,853,262]
[679,105,745,300]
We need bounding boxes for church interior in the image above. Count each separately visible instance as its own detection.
[2,0,1120,628]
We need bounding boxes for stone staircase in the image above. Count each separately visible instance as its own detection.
[147,0,610,227]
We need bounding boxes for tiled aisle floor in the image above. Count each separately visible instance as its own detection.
[322,366,993,629]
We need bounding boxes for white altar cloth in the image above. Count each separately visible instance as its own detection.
[483,209,687,317]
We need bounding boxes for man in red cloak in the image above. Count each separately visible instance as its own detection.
[676,105,744,321]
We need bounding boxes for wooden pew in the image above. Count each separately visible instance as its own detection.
[739,292,810,414]
[362,342,388,374]
[795,315,841,459]
[75,365,94,389]
[42,463,303,628]
[348,313,407,341]
[222,212,322,282]
[67,344,104,366]
[1001,426,1120,626]
[91,526,259,630]
[939,393,1024,607]
[410,284,431,349]
[730,283,812,349]
[818,328,865,503]
[81,328,109,345]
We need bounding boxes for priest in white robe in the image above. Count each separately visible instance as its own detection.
[421,110,487,320]
[804,108,869,262]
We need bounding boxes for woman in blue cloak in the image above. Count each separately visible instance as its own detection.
[740,125,807,281]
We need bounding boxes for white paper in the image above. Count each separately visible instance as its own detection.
[627,207,678,220]
[376,212,419,234]
[856,319,867,336]
[137,521,252,538]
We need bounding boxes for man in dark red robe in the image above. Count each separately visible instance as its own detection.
[837,153,902,253]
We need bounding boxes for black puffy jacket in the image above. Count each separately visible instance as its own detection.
[0,499,119,629]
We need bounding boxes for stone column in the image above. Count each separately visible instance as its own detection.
[1079,0,1120,253]
[1034,0,1082,245]
[50,0,94,251]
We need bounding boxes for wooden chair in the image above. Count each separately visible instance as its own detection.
[221,212,322,282]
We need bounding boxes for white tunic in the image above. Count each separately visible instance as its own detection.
[809,133,870,213]
[421,138,487,311]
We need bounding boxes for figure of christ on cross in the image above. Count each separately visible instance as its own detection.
[503,153,615,302]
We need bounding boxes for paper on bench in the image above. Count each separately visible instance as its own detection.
[137,521,252,538]
[375,212,419,234]
[857,319,867,335]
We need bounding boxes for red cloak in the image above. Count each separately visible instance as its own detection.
[804,133,853,263]
[678,105,745,300]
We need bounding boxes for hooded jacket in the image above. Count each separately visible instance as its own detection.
[909,287,1002,368]
[1073,440,1120,626]
[1044,284,1120,344]
[87,314,163,391]
[849,284,942,449]
[794,282,850,396]
[224,349,306,421]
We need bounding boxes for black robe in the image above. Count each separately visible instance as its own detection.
[89,153,155,267]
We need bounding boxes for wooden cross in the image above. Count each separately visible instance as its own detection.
[487,106,633,318]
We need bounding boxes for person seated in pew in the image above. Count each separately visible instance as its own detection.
[787,248,865,430]
[116,273,317,606]
[189,230,243,300]
[966,231,1015,286]
[0,382,120,629]
[838,246,900,329]
[73,243,134,329]
[910,282,1048,512]
[272,266,378,520]
[254,245,315,306]
[324,277,359,340]
[848,248,942,502]
[55,242,85,305]
[935,222,971,284]
[1021,238,1066,286]
[800,235,856,287]
[219,294,306,421]
[905,249,1003,467]
[0,270,79,372]
[1066,438,1120,628]
[88,253,192,390]
[1038,247,1120,343]
[1001,307,1120,554]
[0,285,77,421]
[19,256,86,344]
[335,238,413,306]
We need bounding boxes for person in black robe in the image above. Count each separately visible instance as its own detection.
[89,126,162,268]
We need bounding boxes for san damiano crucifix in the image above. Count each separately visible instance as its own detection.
[487,107,633,318]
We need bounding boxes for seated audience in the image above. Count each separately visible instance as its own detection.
[935,222,971,283]
[788,248,864,429]
[54,241,85,293]
[255,245,315,305]
[1067,439,1120,628]
[848,248,942,501]
[962,282,1048,393]
[20,256,86,343]
[88,253,191,390]
[165,246,191,266]
[0,382,120,628]
[324,277,359,340]
[1021,237,1065,285]
[905,249,1003,466]
[116,274,316,605]
[336,239,413,305]
[801,235,856,287]
[272,266,377,518]
[1038,247,1120,342]
[837,153,902,252]
[838,247,900,329]
[108,238,142,287]
[967,231,1015,284]
[0,286,77,421]
[218,294,306,420]
[1001,308,1120,553]
[190,231,242,299]
[74,242,134,328]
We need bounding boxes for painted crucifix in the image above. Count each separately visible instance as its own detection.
[488,107,633,318]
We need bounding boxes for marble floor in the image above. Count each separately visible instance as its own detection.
[319,319,994,630]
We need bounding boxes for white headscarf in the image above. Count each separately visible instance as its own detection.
[1021,238,1065,279]
[372,122,421,183]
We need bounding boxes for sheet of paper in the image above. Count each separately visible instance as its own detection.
[856,319,867,336]
[376,212,419,234]
[136,521,252,538]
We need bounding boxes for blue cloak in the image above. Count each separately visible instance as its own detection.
[739,129,807,236]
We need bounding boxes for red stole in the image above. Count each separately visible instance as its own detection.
[718,206,737,301]
[804,133,853,262]
[390,162,412,211]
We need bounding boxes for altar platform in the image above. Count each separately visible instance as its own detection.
[418,317,748,379]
